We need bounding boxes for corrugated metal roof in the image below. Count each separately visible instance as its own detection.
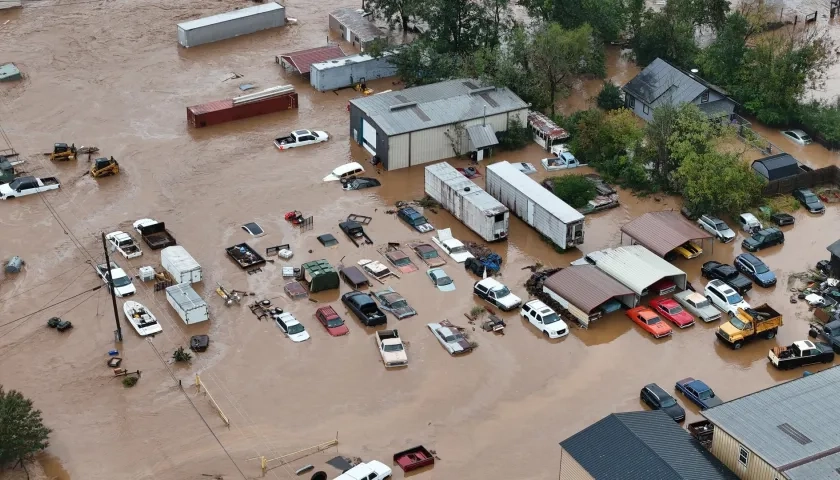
[310,51,393,71]
[425,162,508,215]
[330,7,384,43]
[279,45,346,74]
[561,410,739,480]
[622,58,707,107]
[466,124,498,150]
[828,239,840,258]
[486,161,583,223]
[349,78,528,136]
[527,111,568,140]
[188,99,234,115]
[702,365,840,478]
[593,245,686,295]
[620,211,713,257]
[166,283,206,309]
[544,266,634,313]
[178,2,284,31]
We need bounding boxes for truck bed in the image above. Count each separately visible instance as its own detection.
[40,176,60,186]
[225,243,266,269]
[139,222,176,250]
[376,329,399,341]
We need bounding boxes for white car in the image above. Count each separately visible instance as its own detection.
[781,129,812,146]
[323,162,365,182]
[132,218,158,234]
[697,215,736,243]
[521,300,569,339]
[431,228,474,263]
[737,213,762,234]
[473,277,522,311]
[95,261,136,297]
[274,129,329,150]
[106,231,142,259]
[705,279,750,317]
[428,321,474,355]
[334,460,392,480]
[273,311,310,342]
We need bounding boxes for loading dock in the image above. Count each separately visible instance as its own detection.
[542,265,636,327]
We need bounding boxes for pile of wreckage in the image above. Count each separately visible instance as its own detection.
[797,261,840,323]
[463,241,502,276]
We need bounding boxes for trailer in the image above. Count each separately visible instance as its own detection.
[165,283,209,324]
[424,162,509,242]
[485,161,584,250]
[187,87,298,128]
[177,2,286,48]
[136,221,176,250]
[225,243,267,270]
[160,246,202,284]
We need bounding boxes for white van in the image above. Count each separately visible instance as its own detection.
[324,162,365,182]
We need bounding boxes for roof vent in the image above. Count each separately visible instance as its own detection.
[390,102,417,111]
[777,423,812,445]
[464,187,471,192]
[469,86,496,95]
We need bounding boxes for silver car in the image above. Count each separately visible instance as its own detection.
[781,129,812,146]
[427,268,455,291]
[697,214,736,243]
[673,290,721,322]
[373,287,416,319]
[428,322,474,355]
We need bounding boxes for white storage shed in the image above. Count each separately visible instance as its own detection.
[590,245,687,298]
[177,3,286,48]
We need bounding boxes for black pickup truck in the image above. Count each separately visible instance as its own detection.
[809,320,840,353]
[701,261,753,295]
[768,340,834,370]
[341,291,386,327]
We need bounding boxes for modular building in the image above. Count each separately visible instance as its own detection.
[160,246,202,284]
[328,8,385,52]
[177,2,286,48]
[485,160,584,250]
[348,78,528,170]
[310,53,397,92]
[165,283,209,324]
[424,162,509,242]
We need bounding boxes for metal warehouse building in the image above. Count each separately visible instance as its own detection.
[348,78,529,171]
[310,52,396,92]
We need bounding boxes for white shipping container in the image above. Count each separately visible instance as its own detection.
[165,283,209,324]
[161,246,202,284]
[424,162,509,242]
[177,2,286,48]
[485,161,585,250]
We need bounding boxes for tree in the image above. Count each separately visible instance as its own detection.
[631,9,698,68]
[365,0,424,32]
[519,0,626,43]
[596,82,624,110]
[529,23,604,116]
[698,12,750,85]
[550,175,597,209]
[497,117,531,150]
[798,98,840,147]
[425,0,486,54]
[389,41,460,87]
[0,387,51,468]
[675,150,764,215]
[568,108,647,188]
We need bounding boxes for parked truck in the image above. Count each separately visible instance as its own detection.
[375,329,407,368]
[134,219,177,250]
[106,231,142,259]
[716,304,783,349]
[809,319,840,353]
[768,340,834,370]
[161,246,202,284]
[0,176,60,199]
[485,161,585,250]
[424,162,509,242]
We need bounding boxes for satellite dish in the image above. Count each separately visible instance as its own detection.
[690,68,699,74]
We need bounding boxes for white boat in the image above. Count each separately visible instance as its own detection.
[123,301,163,336]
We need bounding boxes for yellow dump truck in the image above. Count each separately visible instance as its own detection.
[716,304,783,349]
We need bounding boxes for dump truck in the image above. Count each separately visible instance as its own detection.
[716,304,783,349]
[375,329,407,368]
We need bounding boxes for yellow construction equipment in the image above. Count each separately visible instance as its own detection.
[48,143,77,161]
[353,77,373,95]
[90,156,119,178]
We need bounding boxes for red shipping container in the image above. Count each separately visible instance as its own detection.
[187,92,299,128]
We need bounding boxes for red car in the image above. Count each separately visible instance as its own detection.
[649,297,695,328]
[315,305,349,336]
[626,306,673,338]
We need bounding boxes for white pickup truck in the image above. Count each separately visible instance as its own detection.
[376,329,407,368]
[106,231,142,259]
[333,460,392,480]
[0,176,60,199]
[95,261,136,297]
[274,129,329,150]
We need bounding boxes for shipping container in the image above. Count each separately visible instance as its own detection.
[177,2,286,48]
[161,246,202,284]
[485,161,585,250]
[165,283,209,324]
[424,162,509,242]
[187,91,298,128]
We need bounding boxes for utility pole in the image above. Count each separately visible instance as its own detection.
[101,232,123,343]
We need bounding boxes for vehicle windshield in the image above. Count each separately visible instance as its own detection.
[8,179,24,190]
[714,221,727,230]
[753,263,770,274]
[668,306,684,315]
[542,313,560,324]
[694,299,710,308]
[801,134,812,141]
[493,286,511,298]
[393,257,411,266]
[698,389,714,400]
[729,316,747,330]
[383,343,404,352]
[726,293,743,304]
[422,250,438,259]
[444,334,463,342]
[448,244,467,254]
[112,275,131,287]
[390,299,408,309]
[660,397,677,408]
[411,216,428,226]
[326,318,344,328]
[647,316,661,324]
[436,276,452,286]
[287,324,304,335]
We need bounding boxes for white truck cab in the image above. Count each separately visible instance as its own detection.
[333,460,392,480]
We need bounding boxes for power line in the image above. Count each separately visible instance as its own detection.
[0,261,90,302]
[0,284,102,330]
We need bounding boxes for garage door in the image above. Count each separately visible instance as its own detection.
[362,119,377,154]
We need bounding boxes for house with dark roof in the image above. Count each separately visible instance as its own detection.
[751,153,809,181]
[559,410,738,480]
[622,58,737,122]
[701,365,840,480]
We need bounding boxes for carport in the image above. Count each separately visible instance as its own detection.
[620,210,713,258]
[592,245,687,298]
[542,265,636,328]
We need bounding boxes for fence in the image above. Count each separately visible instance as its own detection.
[763,165,840,196]
[248,436,339,476]
[195,374,230,427]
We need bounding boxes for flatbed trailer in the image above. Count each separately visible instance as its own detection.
[226,243,267,270]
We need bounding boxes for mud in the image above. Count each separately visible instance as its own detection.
[1,1,840,480]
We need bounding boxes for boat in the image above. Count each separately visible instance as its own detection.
[123,301,163,336]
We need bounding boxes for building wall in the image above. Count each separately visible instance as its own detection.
[310,55,397,92]
[625,88,735,122]
[387,134,410,170]
[558,448,595,480]
[709,427,784,480]
[348,103,389,164]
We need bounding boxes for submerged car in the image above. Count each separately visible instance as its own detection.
[397,207,434,233]
[411,243,446,267]
[341,291,387,327]
[431,229,474,263]
[781,129,813,146]
[649,297,695,328]
[273,312,310,342]
[474,278,522,311]
[323,162,365,182]
[742,227,784,252]
[675,377,723,410]
[383,249,418,274]
[625,306,672,338]
[341,177,381,191]
[701,261,752,295]
[520,300,569,339]
[512,162,538,175]
[541,152,582,171]
[673,291,721,322]
[697,215,736,243]
[428,321,474,355]
[734,253,776,287]
[373,287,417,319]
[640,383,685,422]
[427,268,455,292]
[274,129,329,150]
[793,188,825,214]
[95,262,136,297]
[704,279,750,317]
[315,306,349,336]
[667,241,703,260]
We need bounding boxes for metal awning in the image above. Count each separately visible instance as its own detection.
[467,125,498,151]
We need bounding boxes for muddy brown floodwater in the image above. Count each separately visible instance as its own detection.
[1,1,840,479]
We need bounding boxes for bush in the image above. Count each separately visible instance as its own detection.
[596,82,624,110]
[498,117,531,151]
[122,376,139,388]
[550,175,597,209]
[797,99,840,148]
[172,346,192,363]
[0,386,51,467]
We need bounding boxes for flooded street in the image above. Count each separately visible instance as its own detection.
[1,1,840,479]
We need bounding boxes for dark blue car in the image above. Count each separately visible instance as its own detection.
[735,253,777,287]
[675,377,724,410]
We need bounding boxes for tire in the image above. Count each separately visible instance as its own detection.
[765,329,777,339]
[808,329,818,338]
[733,341,744,350]
[5,196,13,199]
[543,330,550,338]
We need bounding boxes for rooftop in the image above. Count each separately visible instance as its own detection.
[329,8,385,43]
[592,245,686,295]
[751,153,802,181]
[702,365,840,480]
[349,78,528,136]
[424,162,508,215]
[486,161,583,223]
[622,58,730,108]
[543,265,634,313]
[621,210,712,257]
[278,45,346,75]
[561,410,738,480]
[310,51,393,71]
[178,2,284,31]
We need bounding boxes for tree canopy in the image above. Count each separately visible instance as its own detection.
[0,386,51,468]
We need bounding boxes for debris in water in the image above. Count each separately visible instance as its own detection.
[239,83,255,91]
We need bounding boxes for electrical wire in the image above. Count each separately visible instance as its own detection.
[0,261,90,302]
[0,284,101,330]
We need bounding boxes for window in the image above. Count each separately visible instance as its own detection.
[738,446,749,467]
[643,104,650,115]
[628,95,636,108]
[701,91,710,103]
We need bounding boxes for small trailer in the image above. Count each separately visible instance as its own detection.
[177,2,286,48]
[134,220,177,250]
[165,283,209,324]
[393,446,434,472]
[226,243,267,270]
[161,246,202,284]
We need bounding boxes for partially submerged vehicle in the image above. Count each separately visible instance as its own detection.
[431,229,474,263]
[427,267,455,291]
[428,320,473,355]
[323,162,364,182]
[339,265,370,289]
[512,162,537,175]
[123,301,162,336]
[273,311,310,342]
[358,259,397,283]
[95,261,136,297]
[397,207,434,233]
[374,287,416,319]
[673,291,721,322]
[106,231,142,259]
[342,176,380,191]
[0,176,60,199]
[133,218,176,250]
[274,129,328,150]
[411,242,446,267]
[541,151,582,171]
[382,248,418,273]
[339,220,372,247]
[225,243,266,270]
[769,340,834,370]
[375,330,408,367]
[342,291,387,326]
[393,446,435,472]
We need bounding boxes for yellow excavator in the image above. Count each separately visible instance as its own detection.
[48,143,77,161]
[90,156,119,178]
[353,77,373,96]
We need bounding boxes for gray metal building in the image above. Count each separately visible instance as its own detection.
[177,2,286,48]
[310,53,397,92]
[329,8,385,52]
[348,79,529,171]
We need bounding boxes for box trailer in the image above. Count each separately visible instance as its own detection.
[161,246,202,284]
[165,283,209,324]
[485,161,585,250]
[187,86,298,128]
[424,162,509,242]
[177,2,286,48]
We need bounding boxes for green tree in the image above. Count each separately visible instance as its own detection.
[596,82,624,110]
[798,98,840,147]
[568,108,647,188]
[631,9,698,67]
[519,0,626,43]
[530,23,604,116]
[497,117,531,150]
[389,41,461,87]
[675,151,764,215]
[365,0,424,32]
[698,12,749,85]
[425,0,486,54]
[0,387,51,468]
[551,175,597,208]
